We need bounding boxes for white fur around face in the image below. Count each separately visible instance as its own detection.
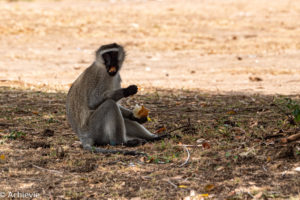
[99,48,119,55]
[96,47,124,70]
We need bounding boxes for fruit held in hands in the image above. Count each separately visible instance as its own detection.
[133,105,149,119]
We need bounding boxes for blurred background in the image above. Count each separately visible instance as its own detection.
[0,0,300,94]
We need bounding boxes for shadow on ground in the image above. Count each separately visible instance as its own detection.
[0,86,299,199]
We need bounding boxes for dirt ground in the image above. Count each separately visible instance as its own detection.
[0,0,300,199]
[0,87,300,199]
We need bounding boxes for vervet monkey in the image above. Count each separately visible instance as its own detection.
[66,43,169,155]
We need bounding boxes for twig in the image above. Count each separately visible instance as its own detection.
[247,192,254,198]
[286,133,300,142]
[168,118,192,134]
[176,144,202,148]
[32,164,63,176]
[168,125,191,134]
[262,165,268,172]
[179,145,190,167]
[165,179,178,188]
[264,134,284,140]
[0,123,13,127]
[280,132,300,143]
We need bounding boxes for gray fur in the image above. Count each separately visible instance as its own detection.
[66,43,159,155]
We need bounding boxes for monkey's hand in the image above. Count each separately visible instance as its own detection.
[123,85,138,97]
[130,115,148,124]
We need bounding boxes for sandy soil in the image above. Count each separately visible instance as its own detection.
[0,0,300,94]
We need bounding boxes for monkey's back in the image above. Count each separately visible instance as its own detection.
[66,64,101,134]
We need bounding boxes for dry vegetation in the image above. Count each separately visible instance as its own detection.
[0,86,300,199]
[0,0,300,199]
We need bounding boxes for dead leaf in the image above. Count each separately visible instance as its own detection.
[227,191,236,197]
[232,127,246,134]
[130,197,141,200]
[254,192,263,199]
[216,166,224,171]
[170,176,183,180]
[146,157,154,163]
[0,154,5,160]
[198,193,209,197]
[56,146,65,159]
[293,167,300,172]
[227,110,236,115]
[43,129,54,137]
[200,103,207,107]
[204,184,215,191]
[32,111,39,115]
[139,156,145,163]
[178,185,188,188]
[202,142,211,149]
[249,76,263,82]
[155,127,166,134]
[235,136,242,140]
[196,138,205,144]
[280,138,288,144]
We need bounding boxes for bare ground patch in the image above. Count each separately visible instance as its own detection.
[1,0,300,94]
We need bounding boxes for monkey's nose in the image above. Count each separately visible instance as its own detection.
[109,66,117,73]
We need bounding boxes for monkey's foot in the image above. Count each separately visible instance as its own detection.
[125,139,147,147]
[123,150,147,156]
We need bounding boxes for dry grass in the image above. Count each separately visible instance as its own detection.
[0,86,299,199]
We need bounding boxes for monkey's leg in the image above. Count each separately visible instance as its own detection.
[124,119,175,144]
[79,135,133,154]
[89,99,127,145]
[124,119,159,140]
[83,143,145,155]
[83,99,146,156]
[79,133,146,156]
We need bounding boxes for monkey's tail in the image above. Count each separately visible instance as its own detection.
[83,145,147,156]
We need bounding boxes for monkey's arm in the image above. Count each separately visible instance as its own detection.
[88,89,124,110]
[119,105,133,118]
[88,85,138,110]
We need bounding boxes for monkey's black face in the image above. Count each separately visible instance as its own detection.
[102,51,119,76]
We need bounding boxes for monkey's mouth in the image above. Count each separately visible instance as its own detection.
[108,66,117,73]
[108,66,117,76]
